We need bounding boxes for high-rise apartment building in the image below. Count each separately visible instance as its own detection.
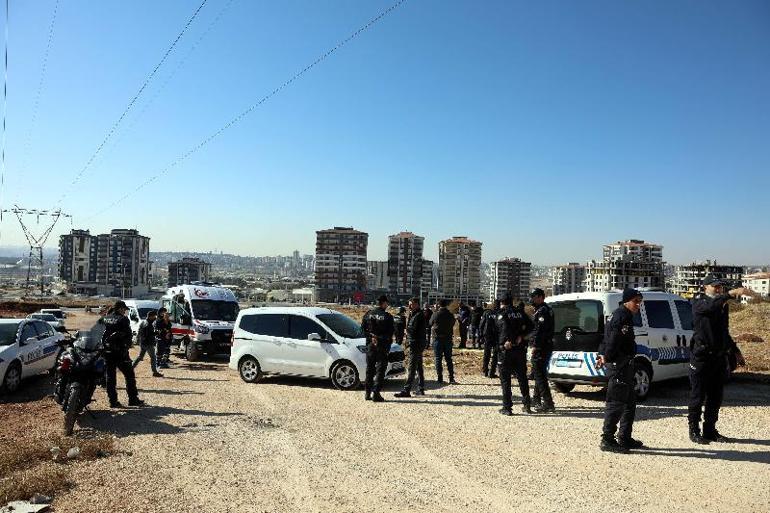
[438,236,482,302]
[367,261,389,290]
[420,259,434,301]
[59,228,151,297]
[315,227,368,302]
[584,239,664,292]
[387,231,424,299]
[670,260,744,298]
[168,257,212,287]
[552,263,586,295]
[489,258,531,302]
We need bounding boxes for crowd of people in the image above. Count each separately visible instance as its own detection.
[360,274,758,454]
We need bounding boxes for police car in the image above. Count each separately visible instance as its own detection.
[546,291,694,400]
[0,318,64,393]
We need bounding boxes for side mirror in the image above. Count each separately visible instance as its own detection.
[24,336,38,345]
[307,333,322,342]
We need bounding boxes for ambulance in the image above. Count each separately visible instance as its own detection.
[546,290,694,400]
[160,283,240,361]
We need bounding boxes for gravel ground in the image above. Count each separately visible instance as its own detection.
[41,345,770,513]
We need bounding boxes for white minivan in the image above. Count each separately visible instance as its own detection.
[546,291,694,400]
[124,300,161,340]
[229,307,405,390]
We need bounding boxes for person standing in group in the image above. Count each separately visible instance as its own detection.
[596,289,645,453]
[495,294,533,415]
[479,299,500,378]
[457,302,471,349]
[132,310,163,377]
[102,300,145,408]
[422,302,433,345]
[395,298,427,398]
[430,299,457,384]
[688,275,754,444]
[154,307,173,369]
[394,306,407,346]
[529,288,555,413]
[361,295,395,402]
[470,302,484,349]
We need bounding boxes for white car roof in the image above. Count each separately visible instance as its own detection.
[238,306,339,317]
[0,318,23,324]
[547,291,686,314]
[164,285,237,302]
[124,300,160,308]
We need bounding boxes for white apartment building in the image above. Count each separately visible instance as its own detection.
[743,272,770,303]
[438,236,482,303]
[387,231,424,299]
[552,263,586,295]
[489,258,531,302]
[584,239,665,292]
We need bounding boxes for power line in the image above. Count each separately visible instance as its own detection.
[84,0,408,221]
[55,0,209,207]
[16,0,60,180]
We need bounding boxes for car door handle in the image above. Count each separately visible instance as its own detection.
[662,335,668,342]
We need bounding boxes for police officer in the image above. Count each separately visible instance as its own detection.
[596,289,644,453]
[394,297,427,397]
[422,302,433,344]
[470,302,484,349]
[688,275,754,444]
[479,299,500,378]
[430,299,457,384]
[529,288,555,413]
[361,295,395,402]
[495,294,533,415]
[102,300,145,408]
[154,307,173,369]
[394,306,407,346]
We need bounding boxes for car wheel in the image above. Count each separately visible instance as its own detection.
[634,360,653,401]
[185,339,199,362]
[2,361,22,393]
[238,356,262,383]
[330,361,360,390]
[554,382,575,394]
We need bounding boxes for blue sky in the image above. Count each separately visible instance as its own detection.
[1,0,768,265]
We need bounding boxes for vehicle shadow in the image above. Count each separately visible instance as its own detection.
[136,388,205,396]
[78,404,244,437]
[161,376,228,382]
[636,447,770,465]
[0,372,55,404]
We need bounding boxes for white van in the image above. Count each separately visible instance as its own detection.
[229,307,405,390]
[546,291,693,400]
[124,300,161,340]
[161,283,239,361]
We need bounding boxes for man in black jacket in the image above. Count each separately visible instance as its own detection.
[132,310,163,377]
[479,300,500,378]
[495,294,534,415]
[688,275,753,444]
[430,299,457,383]
[395,298,427,398]
[422,303,433,344]
[529,288,555,413]
[470,303,484,349]
[596,289,643,453]
[394,306,407,346]
[361,295,395,402]
[102,300,145,408]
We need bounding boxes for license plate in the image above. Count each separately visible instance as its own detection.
[555,360,583,368]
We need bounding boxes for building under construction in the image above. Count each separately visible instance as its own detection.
[669,260,744,298]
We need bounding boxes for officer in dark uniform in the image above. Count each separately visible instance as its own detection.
[394,306,407,346]
[688,275,753,444]
[470,302,484,349]
[102,300,145,408]
[495,294,534,415]
[422,302,433,344]
[529,288,555,413]
[394,298,427,397]
[479,299,500,378]
[360,295,395,402]
[596,289,644,453]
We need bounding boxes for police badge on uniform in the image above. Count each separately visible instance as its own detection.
[621,324,630,335]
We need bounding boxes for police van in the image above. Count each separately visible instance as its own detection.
[546,290,693,400]
[160,283,240,361]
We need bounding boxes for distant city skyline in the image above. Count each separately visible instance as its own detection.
[1,2,767,263]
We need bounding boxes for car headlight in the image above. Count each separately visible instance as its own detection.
[193,323,210,334]
[357,345,368,353]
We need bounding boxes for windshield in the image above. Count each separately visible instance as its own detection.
[137,308,156,320]
[551,300,603,333]
[190,300,239,322]
[42,310,64,319]
[0,323,20,346]
[33,314,57,321]
[317,313,364,339]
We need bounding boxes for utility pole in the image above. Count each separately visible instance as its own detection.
[1,206,72,296]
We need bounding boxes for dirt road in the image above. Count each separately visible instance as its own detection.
[38,344,769,513]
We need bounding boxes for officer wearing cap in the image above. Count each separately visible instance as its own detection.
[529,288,556,413]
[688,275,755,444]
[495,294,534,415]
[102,300,145,408]
[596,289,644,453]
[360,295,395,402]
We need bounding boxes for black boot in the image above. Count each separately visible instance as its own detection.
[394,390,411,398]
[689,423,710,445]
[703,426,729,443]
[600,436,629,454]
[372,392,385,403]
[365,388,372,401]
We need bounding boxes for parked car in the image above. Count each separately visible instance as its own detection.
[545,291,694,400]
[27,313,66,332]
[40,308,67,320]
[0,318,64,393]
[229,307,405,390]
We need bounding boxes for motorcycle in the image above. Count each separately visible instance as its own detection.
[54,331,106,435]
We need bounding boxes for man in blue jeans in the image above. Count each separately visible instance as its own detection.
[430,299,456,384]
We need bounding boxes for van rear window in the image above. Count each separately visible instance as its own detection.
[550,300,603,334]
